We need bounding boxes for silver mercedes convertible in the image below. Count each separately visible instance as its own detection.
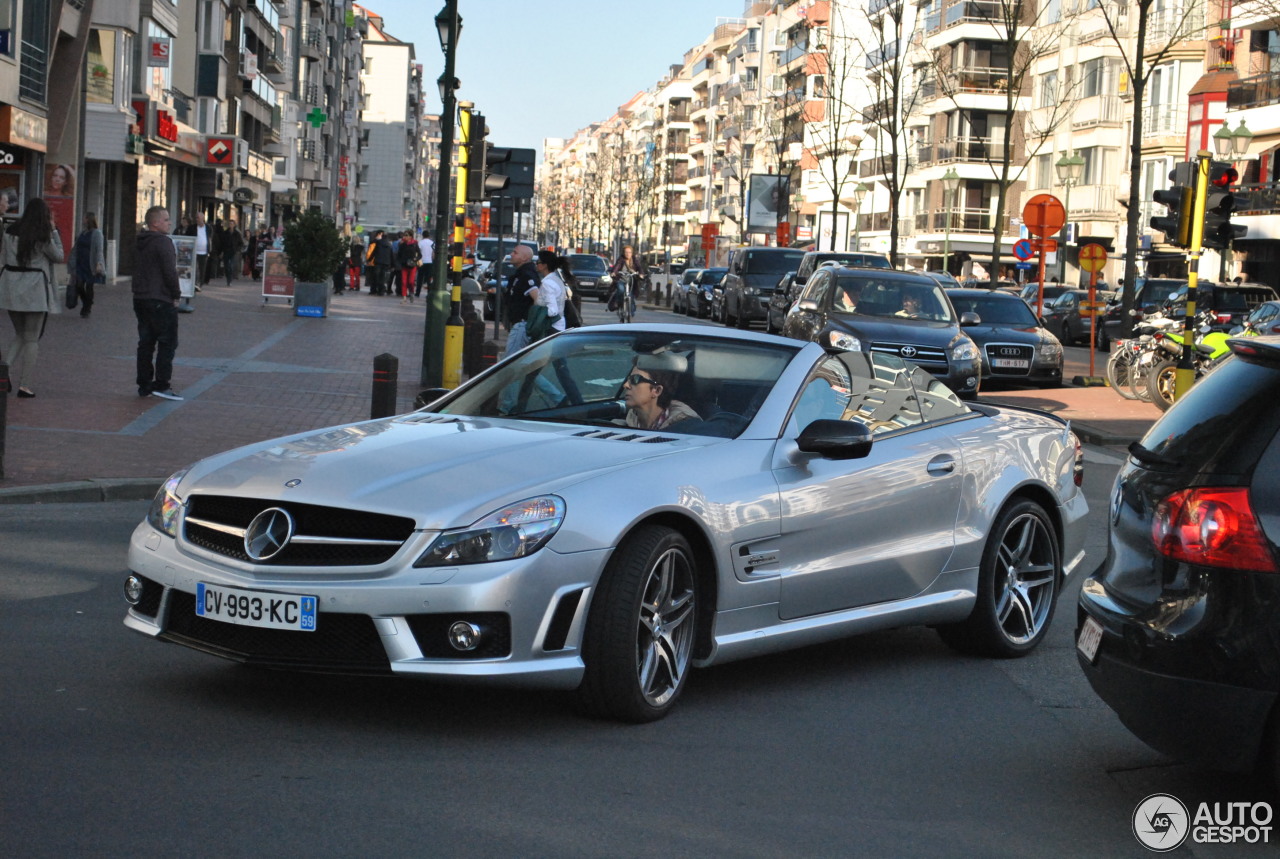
[124,324,1087,722]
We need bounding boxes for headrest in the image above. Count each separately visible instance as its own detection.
[635,350,689,373]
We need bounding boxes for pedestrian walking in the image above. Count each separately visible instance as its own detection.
[191,213,210,287]
[0,197,64,398]
[347,233,365,291]
[132,206,183,400]
[396,230,421,303]
[68,211,105,318]
[501,244,540,357]
[222,220,244,285]
[371,229,393,295]
[416,229,434,297]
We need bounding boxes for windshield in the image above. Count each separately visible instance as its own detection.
[568,255,607,274]
[949,294,1038,326]
[699,269,727,285]
[435,330,801,438]
[745,249,806,275]
[833,276,956,323]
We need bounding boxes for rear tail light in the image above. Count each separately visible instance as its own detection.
[1152,487,1278,573]
[1073,436,1083,487]
[1215,313,1232,325]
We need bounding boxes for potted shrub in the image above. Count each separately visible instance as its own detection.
[282,208,348,317]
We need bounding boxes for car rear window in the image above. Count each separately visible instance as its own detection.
[1138,357,1280,477]
[745,250,806,274]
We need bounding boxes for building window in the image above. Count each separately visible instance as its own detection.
[1079,146,1117,185]
[1038,71,1057,109]
[0,0,15,57]
[19,0,50,102]
[86,29,117,104]
[1033,153,1051,189]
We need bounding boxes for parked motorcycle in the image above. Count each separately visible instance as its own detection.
[1146,311,1232,411]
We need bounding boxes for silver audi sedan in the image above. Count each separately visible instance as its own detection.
[124,324,1088,722]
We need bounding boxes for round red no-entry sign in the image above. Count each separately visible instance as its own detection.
[1023,194,1066,238]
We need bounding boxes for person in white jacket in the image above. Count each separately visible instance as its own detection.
[533,248,570,334]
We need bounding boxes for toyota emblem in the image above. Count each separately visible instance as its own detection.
[244,507,295,561]
[900,345,918,358]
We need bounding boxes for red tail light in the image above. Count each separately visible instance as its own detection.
[1215,313,1232,325]
[1152,487,1278,573]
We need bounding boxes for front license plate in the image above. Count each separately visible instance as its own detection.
[1076,615,1103,663]
[195,582,317,632]
[992,358,1030,368]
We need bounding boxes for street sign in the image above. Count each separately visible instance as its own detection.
[1015,261,1033,270]
[1012,239,1033,261]
[1029,238,1058,252]
[1078,243,1108,273]
[205,136,235,167]
[1022,194,1066,237]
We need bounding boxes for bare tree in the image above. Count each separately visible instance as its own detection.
[755,28,811,242]
[930,0,1078,277]
[1092,0,1208,330]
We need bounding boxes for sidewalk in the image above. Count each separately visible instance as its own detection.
[0,276,452,501]
[0,282,1156,503]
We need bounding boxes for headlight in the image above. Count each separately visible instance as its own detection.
[951,340,979,361]
[415,496,565,567]
[1038,341,1063,361]
[601,274,612,284]
[827,331,862,351]
[743,286,757,296]
[146,468,188,537]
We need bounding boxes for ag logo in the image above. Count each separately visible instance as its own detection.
[1132,793,1189,851]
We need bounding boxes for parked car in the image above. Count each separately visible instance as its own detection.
[567,253,612,301]
[1097,277,1187,351]
[1235,299,1280,336]
[474,237,538,282]
[782,266,983,397]
[686,267,726,319]
[1018,283,1072,313]
[923,270,961,289]
[721,246,807,329]
[766,271,801,333]
[671,268,704,315]
[765,252,893,333]
[123,323,1087,723]
[945,288,1064,387]
[1039,288,1117,346]
[1158,281,1279,332]
[1077,335,1280,778]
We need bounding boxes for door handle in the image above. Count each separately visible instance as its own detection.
[927,457,956,475]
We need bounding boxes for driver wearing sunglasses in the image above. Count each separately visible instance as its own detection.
[622,351,700,431]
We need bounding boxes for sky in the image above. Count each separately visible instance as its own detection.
[368,0,746,156]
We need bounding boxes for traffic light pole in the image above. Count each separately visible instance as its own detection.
[1176,151,1211,401]
[423,0,459,388]
[443,105,471,388]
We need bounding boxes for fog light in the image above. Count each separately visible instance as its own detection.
[448,621,483,651]
[124,575,144,605]
[965,376,978,388]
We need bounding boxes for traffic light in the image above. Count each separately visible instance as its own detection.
[464,111,490,203]
[480,146,512,197]
[1150,164,1193,248]
[1201,161,1248,250]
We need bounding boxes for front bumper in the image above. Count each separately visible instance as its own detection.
[125,520,608,689]
[1077,575,1279,771]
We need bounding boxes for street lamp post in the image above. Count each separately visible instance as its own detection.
[1054,151,1083,284]
[1213,120,1252,280]
[423,0,461,387]
[941,168,959,275]
[851,182,868,252]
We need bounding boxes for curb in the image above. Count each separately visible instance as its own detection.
[0,478,162,505]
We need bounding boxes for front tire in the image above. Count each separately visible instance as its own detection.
[577,525,698,722]
[1147,358,1179,411]
[937,500,1060,657]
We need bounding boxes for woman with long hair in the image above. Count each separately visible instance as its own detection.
[610,244,642,321]
[0,198,65,397]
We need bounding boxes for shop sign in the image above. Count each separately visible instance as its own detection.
[0,105,48,152]
[148,38,171,67]
[156,110,178,143]
[0,142,25,168]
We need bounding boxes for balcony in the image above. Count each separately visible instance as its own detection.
[920,207,1012,233]
[943,66,1009,95]
[1141,104,1187,139]
[925,1,1001,34]
[1228,71,1280,110]
[858,156,895,178]
[299,23,323,59]
[916,136,996,165]
[865,41,899,69]
[1071,95,1124,129]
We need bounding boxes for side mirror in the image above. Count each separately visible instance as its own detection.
[959,311,981,326]
[796,298,820,312]
[797,419,873,460]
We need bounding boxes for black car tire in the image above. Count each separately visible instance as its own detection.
[764,313,778,334]
[937,499,1060,657]
[724,300,737,327]
[1147,359,1179,411]
[576,525,698,723]
[736,307,751,329]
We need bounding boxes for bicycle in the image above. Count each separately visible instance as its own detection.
[614,271,636,324]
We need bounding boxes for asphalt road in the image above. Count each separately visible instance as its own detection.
[2,449,1275,857]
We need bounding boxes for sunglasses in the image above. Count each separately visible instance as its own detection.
[624,373,657,387]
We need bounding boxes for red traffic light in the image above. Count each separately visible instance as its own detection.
[1210,162,1239,188]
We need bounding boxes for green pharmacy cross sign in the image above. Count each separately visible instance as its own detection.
[306,108,328,128]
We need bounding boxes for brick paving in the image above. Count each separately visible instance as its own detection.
[0,276,449,492]
[0,277,1157,499]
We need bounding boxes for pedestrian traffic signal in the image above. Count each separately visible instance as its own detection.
[1201,161,1248,250]
[1150,165,1193,248]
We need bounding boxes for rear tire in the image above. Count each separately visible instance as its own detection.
[577,525,698,723]
[937,499,1059,657]
[1147,359,1179,411]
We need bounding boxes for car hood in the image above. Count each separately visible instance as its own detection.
[963,323,1053,345]
[829,314,964,345]
[176,414,699,530]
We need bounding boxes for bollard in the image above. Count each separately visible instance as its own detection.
[482,339,501,371]
[463,316,485,378]
[371,352,398,419]
[0,362,8,478]
[665,283,673,307]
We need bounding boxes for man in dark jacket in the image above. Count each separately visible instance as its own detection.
[502,244,540,355]
[132,206,183,400]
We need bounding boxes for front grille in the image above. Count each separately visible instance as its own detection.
[183,495,415,566]
[404,612,512,659]
[870,341,948,368]
[984,343,1034,376]
[161,590,391,674]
